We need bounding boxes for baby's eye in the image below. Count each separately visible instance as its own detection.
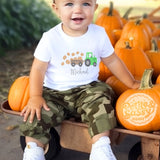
[66,3,73,6]
[83,3,90,6]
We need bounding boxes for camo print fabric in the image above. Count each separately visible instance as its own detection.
[20,81,117,144]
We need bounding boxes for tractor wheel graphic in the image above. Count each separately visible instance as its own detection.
[85,59,90,66]
[79,62,83,66]
[93,62,97,66]
[71,63,76,67]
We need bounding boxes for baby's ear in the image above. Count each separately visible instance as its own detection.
[52,3,58,15]
[95,4,98,11]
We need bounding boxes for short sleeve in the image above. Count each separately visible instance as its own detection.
[34,33,51,62]
[99,28,114,58]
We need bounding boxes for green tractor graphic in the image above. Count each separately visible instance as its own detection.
[85,52,97,66]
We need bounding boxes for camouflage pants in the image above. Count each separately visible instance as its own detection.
[20,81,117,145]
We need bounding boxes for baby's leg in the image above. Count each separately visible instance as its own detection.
[78,81,117,160]
[90,131,117,160]
[20,103,65,160]
[26,136,45,148]
[23,137,45,160]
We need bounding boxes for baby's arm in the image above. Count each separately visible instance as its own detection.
[102,52,140,89]
[20,58,50,123]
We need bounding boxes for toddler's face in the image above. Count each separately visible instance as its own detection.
[53,0,98,36]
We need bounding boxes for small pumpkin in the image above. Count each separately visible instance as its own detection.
[98,61,112,82]
[116,69,160,132]
[8,76,30,112]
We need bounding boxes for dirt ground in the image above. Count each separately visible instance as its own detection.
[0,48,34,160]
[0,48,140,160]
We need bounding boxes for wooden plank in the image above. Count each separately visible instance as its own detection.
[63,120,160,140]
[60,120,92,153]
[113,128,160,140]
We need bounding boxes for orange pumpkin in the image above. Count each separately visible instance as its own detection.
[96,1,121,20]
[121,19,152,39]
[156,74,160,84]
[98,61,112,82]
[105,29,117,47]
[95,1,123,32]
[116,69,160,132]
[152,28,160,37]
[145,39,160,80]
[117,19,151,51]
[115,41,152,79]
[8,76,30,112]
[113,29,122,42]
[152,29,160,49]
[106,76,129,96]
[141,14,156,34]
[106,75,141,97]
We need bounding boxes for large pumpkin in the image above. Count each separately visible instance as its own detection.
[8,76,30,112]
[116,69,160,132]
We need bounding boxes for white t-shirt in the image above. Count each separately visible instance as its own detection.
[34,23,114,91]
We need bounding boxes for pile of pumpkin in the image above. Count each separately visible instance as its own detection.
[96,2,160,132]
[97,2,160,87]
[7,2,160,133]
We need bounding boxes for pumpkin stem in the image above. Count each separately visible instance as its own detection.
[151,39,158,52]
[123,7,133,20]
[108,1,113,16]
[135,19,142,25]
[142,13,148,19]
[139,68,154,90]
[125,41,132,49]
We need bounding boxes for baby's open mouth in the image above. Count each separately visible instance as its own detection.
[72,18,84,21]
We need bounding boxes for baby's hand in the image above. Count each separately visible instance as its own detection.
[20,96,50,123]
